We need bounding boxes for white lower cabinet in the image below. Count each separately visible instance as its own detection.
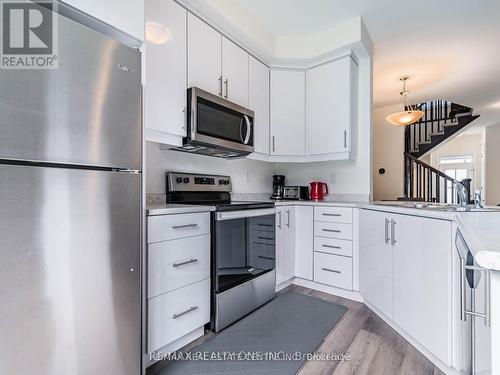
[359,209,452,366]
[275,206,295,285]
[314,252,353,290]
[294,206,314,280]
[148,278,210,353]
[146,212,211,355]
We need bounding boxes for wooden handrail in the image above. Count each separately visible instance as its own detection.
[404,153,458,185]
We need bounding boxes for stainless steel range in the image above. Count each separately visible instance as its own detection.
[166,172,276,332]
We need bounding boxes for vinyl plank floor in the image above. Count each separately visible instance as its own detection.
[147,284,444,375]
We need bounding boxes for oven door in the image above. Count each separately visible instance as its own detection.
[214,208,275,293]
[187,87,254,153]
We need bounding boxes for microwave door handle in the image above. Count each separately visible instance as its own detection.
[243,115,251,145]
[239,118,244,143]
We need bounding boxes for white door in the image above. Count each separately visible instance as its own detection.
[393,214,452,365]
[145,0,186,138]
[62,0,144,41]
[359,209,393,319]
[187,13,222,96]
[221,37,249,107]
[249,57,270,155]
[294,206,313,280]
[307,57,355,156]
[270,70,306,156]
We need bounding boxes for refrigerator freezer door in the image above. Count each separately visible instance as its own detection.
[0,5,141,169]
[0,164,141,375]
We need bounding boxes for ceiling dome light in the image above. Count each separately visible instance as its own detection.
[145,22,170,45]
[385,76,424,126]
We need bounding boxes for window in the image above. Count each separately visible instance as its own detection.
[439,155,473,164]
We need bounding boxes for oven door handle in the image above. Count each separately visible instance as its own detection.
[215,208,276,221]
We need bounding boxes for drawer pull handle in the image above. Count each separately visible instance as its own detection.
[257,236,274,240]
[322,244,341,249]
[258,255,275,261]
[172,258,198,267]
[172,224,198,230]
[322,267,341,274]
[322,229,341,233]
[172,306,198,319]
[323,213,341,217]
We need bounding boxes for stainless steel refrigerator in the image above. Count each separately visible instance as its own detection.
[0,5,142,375]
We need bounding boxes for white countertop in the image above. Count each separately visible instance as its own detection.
[146,203,215,216]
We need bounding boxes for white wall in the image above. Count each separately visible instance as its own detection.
[373,103,405,201]
[146,141,275,195]
[485,125,500,205]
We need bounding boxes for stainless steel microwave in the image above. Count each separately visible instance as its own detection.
[175,87,254,158]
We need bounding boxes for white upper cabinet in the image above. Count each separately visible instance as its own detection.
[61,0,144,41]
[248,57,270,155]
[307,56,358,159]
[187,14,222,96]
[145,0,187,143]
[222,37,249,107]
[270,70,306,156]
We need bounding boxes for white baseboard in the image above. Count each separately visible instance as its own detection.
[291,278,364,303]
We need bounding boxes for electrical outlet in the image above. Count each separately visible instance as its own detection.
[329,173,336,184]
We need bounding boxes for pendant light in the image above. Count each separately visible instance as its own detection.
[385,76,424,126]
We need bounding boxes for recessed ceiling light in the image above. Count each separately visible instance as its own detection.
[145,22,171,45]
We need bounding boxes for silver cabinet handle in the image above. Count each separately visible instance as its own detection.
[224,78,228,98]
[286,210,290,227]
[323,213,341,217]
[390,219,397,245]
[460,261,491,326]
[218,76,223,96]
[322,267,341,274]
[344,130,347,148]
[172,258,198,267]
[322,229,341,233]
[385,218,390,244]
[277,211,282,229]
[172,224,198,230]
[258,255,275,261]
[172,306,198,319]
[322,244,341,249]
[272,136,275,153]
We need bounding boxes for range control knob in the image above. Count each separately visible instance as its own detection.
[224,180,230,185]
[183,177,190,184]
[176,177,183,183]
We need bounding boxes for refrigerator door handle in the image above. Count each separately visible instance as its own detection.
[114,168,141,174]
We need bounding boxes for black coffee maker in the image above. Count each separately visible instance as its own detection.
[271,175,285,200]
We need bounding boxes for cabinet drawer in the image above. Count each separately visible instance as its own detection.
[314,221,352,240]
[148,278,210,353]
[314,236,352,257]
[148,235,210,298]
[314,207,352,223]
[148,212,210,243]
[314,252,352,290]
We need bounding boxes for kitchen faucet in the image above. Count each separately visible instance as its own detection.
[455,181,469,206]
[474,190,483,209]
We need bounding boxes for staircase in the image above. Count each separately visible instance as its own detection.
[405,100,479,158]
[402,100,479,203]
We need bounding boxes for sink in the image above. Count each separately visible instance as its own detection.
[376,202,500,212]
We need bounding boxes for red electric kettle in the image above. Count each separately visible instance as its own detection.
[310,182,328,200]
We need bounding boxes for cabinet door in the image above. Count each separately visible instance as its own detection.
[307,56,357,156]
[222,37,249,107]
[275,208,285,285]
[393,214,452,365]
[62,0,144,41]
[145,0,186,138]
[249,57,270,155]
[294,206,313,280]
[270,70,306,156]
[283,206,296,282]
[187,14,222,96]
[359,209,393,319]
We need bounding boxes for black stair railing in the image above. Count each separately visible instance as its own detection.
[403,152,464,204]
